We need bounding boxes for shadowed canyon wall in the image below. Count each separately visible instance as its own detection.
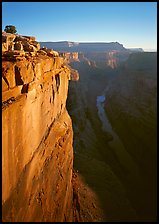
[65,52,157,222]
[105,52,157,220]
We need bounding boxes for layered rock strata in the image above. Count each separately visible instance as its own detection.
[59,50,130,69]
[2,33,74,222]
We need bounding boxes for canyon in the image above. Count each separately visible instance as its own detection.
[2,33,157,222]
[64,49,157,221]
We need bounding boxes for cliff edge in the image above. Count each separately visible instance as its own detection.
[2,32,73,222]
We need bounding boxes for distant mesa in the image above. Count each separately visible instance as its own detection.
[39,41,135,53]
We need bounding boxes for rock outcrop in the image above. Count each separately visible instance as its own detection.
[48,47,130,70]
[2,33,74,222]
[59,52,79,63]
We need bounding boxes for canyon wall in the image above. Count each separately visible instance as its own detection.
[2,33,74,222]
[66,52,157,221]
[105,52,157,221]
[59,50,130,69]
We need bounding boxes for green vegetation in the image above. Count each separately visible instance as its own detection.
[4,25,17,34]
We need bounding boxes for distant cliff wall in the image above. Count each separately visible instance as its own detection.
[2,33,74,222]
[58,50,130,69]
[40,41,128,52]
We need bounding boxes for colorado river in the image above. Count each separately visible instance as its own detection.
[96,87,140,178]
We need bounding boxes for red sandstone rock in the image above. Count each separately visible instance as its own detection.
[23,35,36,42]
[2,85,23,102]
[14,41,23,51]
[2,61,16,88]
[2,110,73,222]
[2,46,73,222]
[37,49,47,55]
[41,47,59,57]
[2,77,9,92]
[70,67,79,81]
[14,61,35,84]
[23,42,37,52]
[3,50,26,57]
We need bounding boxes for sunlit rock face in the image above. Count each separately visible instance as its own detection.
[2,34,74,222]
[60,52,80,63]
[58,50,131,70]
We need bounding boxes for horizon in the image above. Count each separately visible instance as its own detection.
[39,40,157,52]
[2,2,157,51]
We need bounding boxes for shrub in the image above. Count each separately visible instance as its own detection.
[4,25,17,34]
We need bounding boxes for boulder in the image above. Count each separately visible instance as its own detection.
[2,32,16,43]
[2,32,16,52]
[31,41,41,51]
[14,35,29,42]
[3,51,25,57]
[37,49,47,55]
[47,50,59,57]
[23,35,36,42]
[41,47,59,57]
[14,41,24,51]
[8,42,15,51]
[23,42,37,52]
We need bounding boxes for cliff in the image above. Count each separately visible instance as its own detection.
[65,50,157,221]
[59,52,80,81]
[57,50,130,70]
[2,33,74,222]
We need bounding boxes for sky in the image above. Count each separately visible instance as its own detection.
[2,2,157,51]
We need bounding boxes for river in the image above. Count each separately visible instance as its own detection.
[96,86,140,178]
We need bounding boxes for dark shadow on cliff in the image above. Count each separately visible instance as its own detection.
[66,55,157,222]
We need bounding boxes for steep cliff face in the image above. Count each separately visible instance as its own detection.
[2,34,74,222]
[60,52,80,63]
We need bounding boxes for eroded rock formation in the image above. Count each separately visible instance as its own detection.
[2,32,104,222]
[2,33,73,222]
[56,49,131,69]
